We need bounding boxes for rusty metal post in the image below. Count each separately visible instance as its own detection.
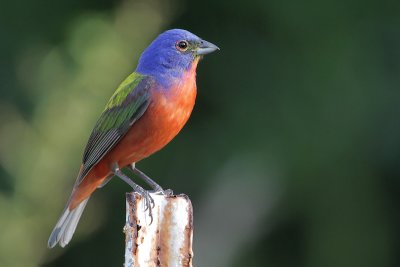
[124,192,194,267]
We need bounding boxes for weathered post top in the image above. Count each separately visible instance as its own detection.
[124,192,194,267]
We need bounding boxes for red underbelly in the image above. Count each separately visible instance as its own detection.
[103,85,196,170]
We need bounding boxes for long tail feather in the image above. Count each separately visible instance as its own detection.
[48,198,89,248]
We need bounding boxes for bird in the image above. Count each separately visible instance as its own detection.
[47,29,219,248]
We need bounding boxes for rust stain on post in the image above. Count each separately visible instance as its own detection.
[124,192,194,267]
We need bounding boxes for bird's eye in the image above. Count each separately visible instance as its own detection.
[176,40,189,51]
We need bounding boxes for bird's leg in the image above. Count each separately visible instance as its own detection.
[111,163,154,223]
[129,163,173,196]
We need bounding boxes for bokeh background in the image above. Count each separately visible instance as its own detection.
[1,0,400,266]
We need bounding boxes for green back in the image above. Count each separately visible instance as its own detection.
[76,72,152,184]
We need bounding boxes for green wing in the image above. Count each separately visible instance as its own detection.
[77,72,153,184]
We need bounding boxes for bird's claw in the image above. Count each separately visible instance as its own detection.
[152,188,173,196]
[138,189,173,225]
[140,190,154,224]
[163,189,174,196]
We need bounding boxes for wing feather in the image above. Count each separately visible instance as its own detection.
[76,73,153,184]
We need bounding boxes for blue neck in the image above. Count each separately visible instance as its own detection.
[135,44,194,88]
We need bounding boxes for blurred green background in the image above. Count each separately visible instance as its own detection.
[1,0,400,266]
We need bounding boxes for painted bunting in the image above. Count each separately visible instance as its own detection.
[48,29,219,248]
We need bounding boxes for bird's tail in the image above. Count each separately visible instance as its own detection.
[47,197,89,248]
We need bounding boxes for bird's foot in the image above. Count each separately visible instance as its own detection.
[112,163,155,224]
[161,188,174,196]
[138,189,155,224]
[130,185,154,224]
[151,188,173,196]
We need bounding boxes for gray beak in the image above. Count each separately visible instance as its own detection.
[196,40,220,55]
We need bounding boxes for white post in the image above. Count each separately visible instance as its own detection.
[124,192,194,267]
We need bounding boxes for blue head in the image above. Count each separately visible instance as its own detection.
[136,29,219,85]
